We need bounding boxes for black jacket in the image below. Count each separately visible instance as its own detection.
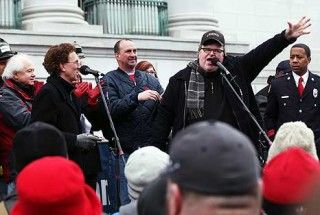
[265,72,320,140]
[152,31,295,150]
[31,75,100,175]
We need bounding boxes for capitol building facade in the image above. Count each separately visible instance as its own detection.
[0,0,319,91]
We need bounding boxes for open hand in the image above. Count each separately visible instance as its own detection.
[285,16,311,40]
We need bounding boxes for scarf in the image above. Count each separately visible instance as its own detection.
[186,60,205,120]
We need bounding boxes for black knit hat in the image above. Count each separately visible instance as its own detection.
[168,121,260,195]
[13,122,68,172]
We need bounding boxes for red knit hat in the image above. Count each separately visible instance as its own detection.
[263,147,320,204]
[11,156,102,215]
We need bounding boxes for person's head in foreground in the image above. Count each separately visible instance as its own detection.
[166,120,261,215]
[11,156,102,215]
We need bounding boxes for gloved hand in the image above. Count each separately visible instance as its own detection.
[76,133,101,150]
[87,84,100,107]
[74,82,89,98]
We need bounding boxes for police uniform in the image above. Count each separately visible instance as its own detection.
[264,71,320,141]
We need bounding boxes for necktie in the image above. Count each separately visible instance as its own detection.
[298,76,304,96]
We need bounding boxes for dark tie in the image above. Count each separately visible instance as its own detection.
[298,76,304,96]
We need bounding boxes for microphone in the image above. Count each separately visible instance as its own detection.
[209,58,242,97]
[209,58,231,75]
[80,65,101,77]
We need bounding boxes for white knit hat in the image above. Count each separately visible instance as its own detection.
[267,121,318,162]
[124,146,169,200]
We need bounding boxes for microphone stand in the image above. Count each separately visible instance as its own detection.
[217,63,271,165]
[93,74,125,211]
[94,75,126,164]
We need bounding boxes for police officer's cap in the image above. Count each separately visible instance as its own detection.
[0,38,17,60]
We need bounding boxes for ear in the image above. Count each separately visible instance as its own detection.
[13,71,19,80]
[167,182,182,215]
[308,56,311,63]
[59,63,65,72]
[115,52,120,60]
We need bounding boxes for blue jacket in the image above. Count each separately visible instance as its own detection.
[101,68,163,153]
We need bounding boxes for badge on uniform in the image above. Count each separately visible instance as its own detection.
[313,89,318,98]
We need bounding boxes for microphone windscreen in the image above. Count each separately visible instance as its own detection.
[80,65,90,75]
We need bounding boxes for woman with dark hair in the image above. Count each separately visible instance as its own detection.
[31,43,101,189]
[135,60,158,79]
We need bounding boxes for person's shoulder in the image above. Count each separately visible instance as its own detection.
[37,82,55,94]
[310,71,320,79]
[103,69,118,77]
[170,66,191,81]
[140,71,159,84]
[34,82,62,102]
[0,85,17,98]
[0,84,10,93]
[101,69,119,84]
[268,73,290,93]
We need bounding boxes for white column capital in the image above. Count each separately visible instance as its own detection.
[168,0,219,39]
[21,0,103,34]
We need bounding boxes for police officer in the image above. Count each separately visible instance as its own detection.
[0,38,16,87]
[265,43,320,151]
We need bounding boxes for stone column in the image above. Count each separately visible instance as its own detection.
[21,0,102,34]
[168,0,219,39]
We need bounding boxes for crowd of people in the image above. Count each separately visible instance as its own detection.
[1,16,320,215]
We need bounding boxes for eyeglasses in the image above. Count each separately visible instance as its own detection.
[66,59,81,66]
[200,48,224,54]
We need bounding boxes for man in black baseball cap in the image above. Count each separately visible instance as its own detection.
[152,17,311,157]
[166,121,261,215]
[0,38,16,87]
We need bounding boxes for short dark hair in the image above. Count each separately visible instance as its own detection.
[113,39,132,54]
[291,43,311,58]
[43,43,75,75]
